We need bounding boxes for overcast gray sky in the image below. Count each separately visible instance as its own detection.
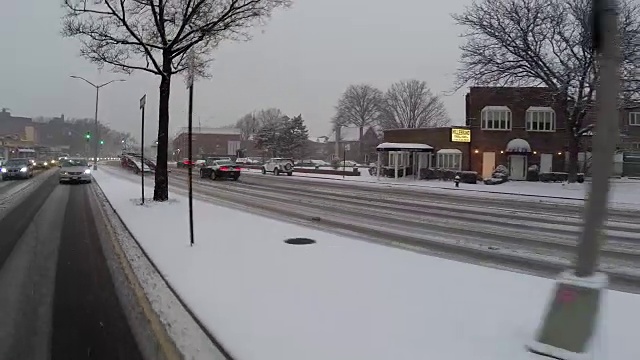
[1,0,467,140]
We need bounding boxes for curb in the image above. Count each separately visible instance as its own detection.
[88,178,231,360]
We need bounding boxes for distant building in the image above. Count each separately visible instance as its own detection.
[172,127,242,159]
[326,126,380,163]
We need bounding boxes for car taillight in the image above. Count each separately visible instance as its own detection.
[220,166,229,171]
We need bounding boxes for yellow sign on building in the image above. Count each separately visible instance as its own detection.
[451,128,471,143]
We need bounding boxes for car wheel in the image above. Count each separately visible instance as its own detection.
[232,175,240,181]
[274,168,280,176]
[284,163,293,172]
[287,172,293,176]
[261,167,266,174]
[210,171,217,180]
[200,169,205,178]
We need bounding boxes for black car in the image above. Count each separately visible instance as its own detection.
[199,160,241,180]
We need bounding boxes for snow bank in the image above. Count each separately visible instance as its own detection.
[93,169,640,360]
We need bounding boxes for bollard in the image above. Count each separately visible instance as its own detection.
[454,175,460,188]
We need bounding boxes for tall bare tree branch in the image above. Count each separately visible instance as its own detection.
[62,0,291,201]
[378,80,450,130]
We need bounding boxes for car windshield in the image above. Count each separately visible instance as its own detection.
[215,160,234,166]
[62,159,88,167]
[5,159,28,166]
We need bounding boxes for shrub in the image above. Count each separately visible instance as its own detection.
[459,171,478,184]
[538,172,585,183]
[527,164,540,182]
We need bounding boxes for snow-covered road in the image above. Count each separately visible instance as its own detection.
[108,166,640,292]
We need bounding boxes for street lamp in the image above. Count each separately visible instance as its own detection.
[70,75,125,170]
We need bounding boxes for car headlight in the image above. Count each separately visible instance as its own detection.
[44,162,48,166]
[1,168,6,173]
[20,167,27,172]
[84,169,91,174]
[60,171,67,175]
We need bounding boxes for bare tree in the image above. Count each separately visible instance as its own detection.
[378,80,450,129]
[452,0,640,182]
[62,0,290,201]
[333,84,384,156]
[234,112,260,140]
[254,108,285,125]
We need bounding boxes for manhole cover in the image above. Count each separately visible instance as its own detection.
[284,238,316,245]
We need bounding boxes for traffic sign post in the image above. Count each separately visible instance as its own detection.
[140,94,146,205]
[187,50,196,247]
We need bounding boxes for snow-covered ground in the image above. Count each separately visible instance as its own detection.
[93,169,640,360]
[243,168,640,209]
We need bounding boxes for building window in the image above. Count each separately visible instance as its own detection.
[526,107,556,132]
[630,112,640,126]
[481,106,512,130]
[436,149,462,170]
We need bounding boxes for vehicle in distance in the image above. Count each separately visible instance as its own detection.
[1,158,34,180]
[262,158,294,176]
[199,159,241,180]
[59,158,92,184]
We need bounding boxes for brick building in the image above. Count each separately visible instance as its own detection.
[172,127,242,160]
[383,127,472,171]
[383,87,570,179]
[464,87,568,179]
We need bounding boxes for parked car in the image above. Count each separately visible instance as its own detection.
[262,158,294,176]
[59,158,92,184]
[2,158,34,180]
[199,159,241,180]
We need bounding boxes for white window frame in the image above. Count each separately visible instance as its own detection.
[526,107,556,132]
[436,150,462,171]
[481,106,512,131]
[629,112,640,126]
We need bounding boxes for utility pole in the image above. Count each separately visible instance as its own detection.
[528,0,620,358]
[70,76,125,170]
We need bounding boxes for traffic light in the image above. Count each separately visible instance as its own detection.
[85,132,91,140]
[100,140,104,145]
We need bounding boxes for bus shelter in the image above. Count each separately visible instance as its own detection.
[375,142,434,180]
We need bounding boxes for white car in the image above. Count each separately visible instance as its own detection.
[59,158,93,184]
[262,158,294,176]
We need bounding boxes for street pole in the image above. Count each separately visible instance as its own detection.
[528,0,620,358]
[187,51,196,247]
[94,87,99,170]
[69,76,125,170]
[140,94,146,205]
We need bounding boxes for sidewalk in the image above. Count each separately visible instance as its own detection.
[93,168,640,360]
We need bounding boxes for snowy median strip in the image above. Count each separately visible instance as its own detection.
[92,169,640,360]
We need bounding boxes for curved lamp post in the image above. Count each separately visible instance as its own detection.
[70,76,125,170]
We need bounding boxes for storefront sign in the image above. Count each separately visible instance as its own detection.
[451,128,471,143]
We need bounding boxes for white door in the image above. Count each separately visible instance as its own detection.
[509,155,527,180]
[482,152,495,179]
[540,153,553,173]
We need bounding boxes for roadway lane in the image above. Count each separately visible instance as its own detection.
[111,165,640,292]
[0,177,143,359]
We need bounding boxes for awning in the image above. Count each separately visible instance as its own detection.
[376,142,434,152]
[505,138,532,153]
[437,149,462,154]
